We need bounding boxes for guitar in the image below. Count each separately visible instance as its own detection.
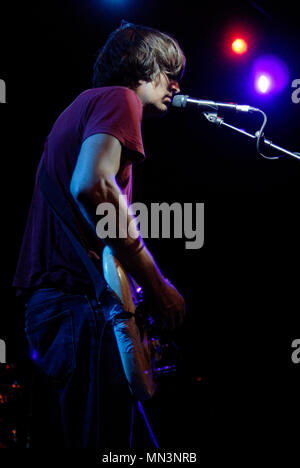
[102,246,177,401]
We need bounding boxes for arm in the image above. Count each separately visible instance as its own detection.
[70,133,185,328]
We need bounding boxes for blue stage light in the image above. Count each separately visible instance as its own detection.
[256,74,272,94]
[252,55,289,96]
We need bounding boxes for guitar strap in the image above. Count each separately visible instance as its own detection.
[38,159,107,301]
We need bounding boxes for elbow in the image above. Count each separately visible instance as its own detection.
[70,178,88,204]
[70,175,114,206]
[70,177,89,206]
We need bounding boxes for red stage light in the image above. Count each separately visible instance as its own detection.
[231,38,248,54]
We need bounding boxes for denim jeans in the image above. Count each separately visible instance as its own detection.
[25,287,135,448]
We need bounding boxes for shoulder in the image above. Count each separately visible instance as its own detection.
[78,86,141,107]
[76,86,142,121]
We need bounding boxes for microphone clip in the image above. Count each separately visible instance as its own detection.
[203,112,223,126]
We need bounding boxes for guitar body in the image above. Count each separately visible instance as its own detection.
[102,246,156,400]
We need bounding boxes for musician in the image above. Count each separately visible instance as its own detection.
[13,21,186,448]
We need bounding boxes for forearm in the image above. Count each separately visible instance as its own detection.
[74,176,166,292]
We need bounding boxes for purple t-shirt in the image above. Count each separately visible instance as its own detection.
[13,86,145,297]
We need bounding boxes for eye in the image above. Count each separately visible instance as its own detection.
[165,72,178,81]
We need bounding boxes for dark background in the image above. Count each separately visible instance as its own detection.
[1,0,299,460]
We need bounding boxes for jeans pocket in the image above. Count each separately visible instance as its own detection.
[26,307,76,385]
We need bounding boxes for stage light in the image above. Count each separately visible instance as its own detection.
[252,55,289,96]
[231,38,248,55]
[256,74,272,94]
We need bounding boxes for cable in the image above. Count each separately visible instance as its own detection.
[254,109,282,160]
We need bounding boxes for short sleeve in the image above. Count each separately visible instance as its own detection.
[81,87,145,161]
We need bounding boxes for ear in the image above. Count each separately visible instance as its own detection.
[134,80,147,91]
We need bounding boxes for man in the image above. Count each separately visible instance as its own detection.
[13,21,186,448]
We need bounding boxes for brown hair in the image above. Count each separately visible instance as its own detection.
[92,21,186,89]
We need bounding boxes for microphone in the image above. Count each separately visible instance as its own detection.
[172,94,258,113]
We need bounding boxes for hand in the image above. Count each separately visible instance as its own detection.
[143,278,185,331]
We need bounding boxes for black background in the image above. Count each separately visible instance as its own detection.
[1,0,299,460]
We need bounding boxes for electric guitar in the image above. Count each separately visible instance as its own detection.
[102,246,177,400]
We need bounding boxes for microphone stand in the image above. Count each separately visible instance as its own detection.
[203,112,300,161]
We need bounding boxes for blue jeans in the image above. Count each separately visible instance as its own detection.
[25,287,134,448]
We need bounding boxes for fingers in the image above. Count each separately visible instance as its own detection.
[161,300,186,331]
[142,280,186,331]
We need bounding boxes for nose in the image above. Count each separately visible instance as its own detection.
[170,79,180,94]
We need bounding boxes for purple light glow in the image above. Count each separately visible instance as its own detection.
[252,55,289,95]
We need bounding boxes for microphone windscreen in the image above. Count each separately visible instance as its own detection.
[172,95,188,108]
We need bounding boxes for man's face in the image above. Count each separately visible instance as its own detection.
[135,73,180,116]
